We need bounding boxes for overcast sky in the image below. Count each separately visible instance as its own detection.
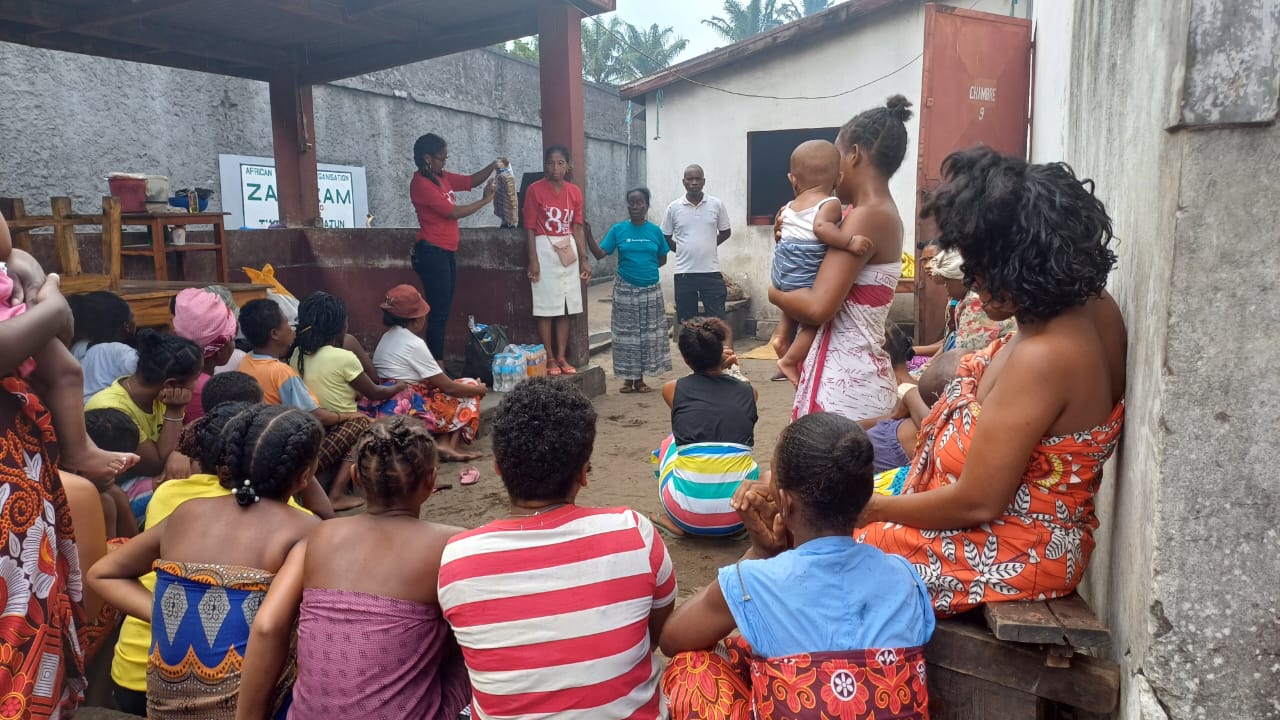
[610,0,727,62]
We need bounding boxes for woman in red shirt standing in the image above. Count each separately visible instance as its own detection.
[524,145,591,375]
[409,133,502,360]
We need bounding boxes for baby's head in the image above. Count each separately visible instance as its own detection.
[772,412,875,536]
[789,139,842,196]
[677,317,730,374]
[493,377,596,505]
[219,405,322,506]
[353,416,439,509]
[918,349,966,406]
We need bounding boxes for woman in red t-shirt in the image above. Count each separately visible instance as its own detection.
[524,145,591,375]
[409,133,503,360]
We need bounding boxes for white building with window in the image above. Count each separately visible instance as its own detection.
[620,0,1027,326]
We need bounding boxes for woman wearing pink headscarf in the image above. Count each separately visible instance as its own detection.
[172,288,239,423]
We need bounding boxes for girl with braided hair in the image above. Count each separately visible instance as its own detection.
[769,95,913,422]
[289,291,406,510]
[237,415,469,720]
[89,405,322,720]
[659,413,934,719]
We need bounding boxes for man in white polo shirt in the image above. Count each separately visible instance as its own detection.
[661,164,732,323]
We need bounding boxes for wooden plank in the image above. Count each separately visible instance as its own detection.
[101,196,122,289]
[59,275,113,294]
[984,600,1069,645]
[927,665,1045,720]
[119,281,269,328]
[0,198,32,252]
[1046,595,1112,649]
[49,196,82,275]
[926,620,1120,714]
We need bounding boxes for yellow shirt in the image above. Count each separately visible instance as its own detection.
[109,475,312,691]
[85,379,164,442]
[289,345,363,414]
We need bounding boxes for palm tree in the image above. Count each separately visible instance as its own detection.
[620,23,689,79]
[505,36,539,61]
[581,16,626,85]
[781,0,834,20]
[703,0,792,44]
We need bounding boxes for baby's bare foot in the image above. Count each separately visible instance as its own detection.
[777,358,801,387]
[62,443,139,487]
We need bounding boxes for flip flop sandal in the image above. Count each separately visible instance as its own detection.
[547,364,563,376]
[648,513,684,540]
[619,383,637,394]
[634,383,654,393]
[459,468,481,486]
[560,363,577,375]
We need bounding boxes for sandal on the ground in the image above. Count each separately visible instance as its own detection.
[560,361,577,375]
[648,513,685,540]
[619,381,637,394]
[459,467,481,486]
[633,382,653,393]
[547,363,563,376]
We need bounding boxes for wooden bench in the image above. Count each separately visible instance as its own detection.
[1,196,122,293]
[2,195,269,329]
[926,593,1120,719]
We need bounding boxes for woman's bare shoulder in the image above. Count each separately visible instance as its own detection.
[844,201,904,261]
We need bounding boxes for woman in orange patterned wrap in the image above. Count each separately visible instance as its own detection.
[857,146,1127,616]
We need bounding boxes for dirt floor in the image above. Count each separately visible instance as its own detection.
[421,329,795,602]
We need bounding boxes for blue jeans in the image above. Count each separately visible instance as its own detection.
[673,272,727,324]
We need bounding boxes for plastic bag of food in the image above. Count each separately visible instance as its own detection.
[493,160,518,227]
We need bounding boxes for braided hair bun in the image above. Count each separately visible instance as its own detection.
[219,405,322,507]
[354,416,438,504]
[676,317,730,373]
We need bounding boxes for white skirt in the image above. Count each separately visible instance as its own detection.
[531,234,584,317]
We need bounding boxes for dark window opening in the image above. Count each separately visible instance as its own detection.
[746,127,840,225]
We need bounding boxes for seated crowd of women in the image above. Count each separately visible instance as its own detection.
[0,93,1124,720]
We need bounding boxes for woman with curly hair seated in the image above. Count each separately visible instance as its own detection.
[850,145,1128,616]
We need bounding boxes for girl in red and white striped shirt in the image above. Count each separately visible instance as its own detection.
[439,378,676,720]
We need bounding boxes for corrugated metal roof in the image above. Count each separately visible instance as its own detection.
[0,0,614,82]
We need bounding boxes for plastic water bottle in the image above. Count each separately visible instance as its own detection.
[492,354,507,392]
[468,315,478,333]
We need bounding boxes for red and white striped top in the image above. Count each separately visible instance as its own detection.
[438,505,677,720]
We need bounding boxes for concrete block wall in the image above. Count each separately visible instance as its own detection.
[0,44,645,279]
[1038,1,1280,718]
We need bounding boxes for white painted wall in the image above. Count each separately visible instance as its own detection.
[1029,0,1075,162]
[640,0,1027,323]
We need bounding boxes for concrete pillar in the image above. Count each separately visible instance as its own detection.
[538,4,590,367]
[268,71,320,227]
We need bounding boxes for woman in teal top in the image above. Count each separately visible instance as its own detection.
[588,187,672,394]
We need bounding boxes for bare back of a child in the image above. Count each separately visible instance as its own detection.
[771,140,873,384]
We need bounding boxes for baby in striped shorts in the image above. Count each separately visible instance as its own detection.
[772,139,872,384]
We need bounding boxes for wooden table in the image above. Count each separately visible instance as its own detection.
[119,211,229,282]
[120,280,269,329]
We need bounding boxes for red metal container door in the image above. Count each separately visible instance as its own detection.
[914,4,1031,344]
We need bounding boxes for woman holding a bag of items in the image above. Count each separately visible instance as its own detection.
[408,133,508,360]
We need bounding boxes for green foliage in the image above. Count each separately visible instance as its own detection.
[702,0,792,44]
[496,16,689,85]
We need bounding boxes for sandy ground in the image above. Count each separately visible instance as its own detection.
[420,283,795,600]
